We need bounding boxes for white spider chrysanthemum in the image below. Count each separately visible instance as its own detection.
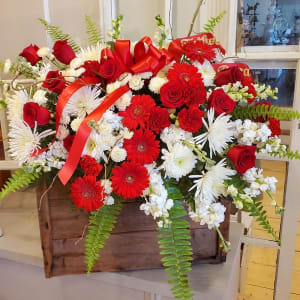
[6,90,29,121]
[189,159,236,203]
[194,109,234,157]
[193,60,216,87]
[64,86,102,119]
[8,120,55,164]
[77,42,106,63]
[161,142,196,180]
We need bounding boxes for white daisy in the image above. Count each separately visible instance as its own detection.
[8,120,55,164]
[161,142,196,180]
[77,42,106,63]
[194,108,234,157]
[189,159,236,203]
[6,90,29,121]
[64,86,102,119]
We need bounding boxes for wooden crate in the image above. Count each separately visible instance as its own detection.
[36,180,230,278]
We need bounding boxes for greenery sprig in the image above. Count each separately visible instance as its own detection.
[202,11,226,34]
[85,16,102,45]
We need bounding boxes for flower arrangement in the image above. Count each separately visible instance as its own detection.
[1,11,300,300]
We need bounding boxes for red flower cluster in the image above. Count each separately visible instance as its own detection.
[208,89,236,116]
[23,102,50,128]
[71,175,105,212]
[19,44,41,65]
[269,118,281,137]
[182,40,216,64]
[80,155,103,176]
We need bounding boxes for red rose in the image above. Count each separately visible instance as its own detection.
[160,81,185,108]
[82,60,101,78]
[80,155,103,176]
[214,66,244,86]
[178,107,205,133]
[184,78,207,107]
[23,102,50,128]
[99,58,119,82]
[42,71,66,94]
[246,84,257,103]
[52,40,76,65]
[208,89,236,115]
[269,118,281,137]
[19,44,41,65]
[63,135,75,152]
[228,145,257,174]
[148,106,170,133]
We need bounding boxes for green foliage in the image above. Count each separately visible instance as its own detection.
[270,148,300,160]
[202,11,226,33]
[155,14,167,49]
[85,16,102,45]
[39,19,80,53]
[232,105,300,121]
[85,199,122,274]
[0,168,42,200]
[157,200,194,300]
[243,197,280,245]
[108,15,123,41]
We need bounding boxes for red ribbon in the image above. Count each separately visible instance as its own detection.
[58,85,130,185]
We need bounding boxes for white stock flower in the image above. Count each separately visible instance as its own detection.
[161,142,196,180]
[111,147,127,162]
[194,109,234,157]
[32,89,48,105]
[149,77,168,93]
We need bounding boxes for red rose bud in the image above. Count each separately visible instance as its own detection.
[52,40,76,65]
[160,81,185,108]
[42,70,66,94]
[63,135,75,152]
[269,118,281,137]
[178,107,205,133]
[99,58,119,82]
[82,60,101,78]
[19,44,41,65]
[23,102,50,128]
[214,65,244,86]
[228,145,257,174]
[208,89,236,115]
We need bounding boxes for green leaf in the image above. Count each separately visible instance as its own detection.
[202,11,226,33]
[85,16,102,45]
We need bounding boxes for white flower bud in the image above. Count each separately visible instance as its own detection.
[37,47,51,58]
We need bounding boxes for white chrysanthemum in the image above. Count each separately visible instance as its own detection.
[160,125,193,149]
[129,74,144,90]
[189,159,236,203]
[149,77,168,93]
[32,89,48,105]
[77,42,105,63]
[8,120,54,164]
[70,118,83,132]
[161,142,196,180]
[64,86,102,119]
[193,59,216,86]
[111,146,127,162]
[194,109,234,157]
[6,90,29,121]
[115,91,132,111]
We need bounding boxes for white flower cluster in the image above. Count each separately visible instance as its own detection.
[259,137,285,154]
[234,119,271,147]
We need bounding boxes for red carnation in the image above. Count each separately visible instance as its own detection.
[119,95,155,129]
[148,106,170,133]
[99,58,119,82]
[63,135,74,152]
[42,70,66,94]
[82,60,101,77]
[80,155,103,176]
[111,161,149,199]
[208,89,236,115]
[167,63,202,85]
[71,175,105,212]
[23,102,50,128]
[160,81,185,108]
[184,78,207,107]
[178,107,205,133]
[214,65,244,86]
[124,129,160,164]
[228,145,257,174]
[182,40,216,63]
[19,44,41,65]
[52,40,76,65]
[269,118,281,137]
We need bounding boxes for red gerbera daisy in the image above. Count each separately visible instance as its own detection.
[178,107,205,133]
[80,155,103,176]
[111,162,149,199]
[124,129,160,164]
[148,106,171,133]
[183,40,216,64]
[269,118,281,137]
[167,63,202,85]
[71,175,105,212]
[119,95,155,129]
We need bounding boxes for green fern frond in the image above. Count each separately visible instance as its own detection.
[85,199,122,274]
[270,148,300,160]
[39,19,80,53]
[157,200,194,300]
[202,11,226,33]
[85,16,102,45]
[232,105,300,121]
[244,198,280,245]
[0,168,42,200]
